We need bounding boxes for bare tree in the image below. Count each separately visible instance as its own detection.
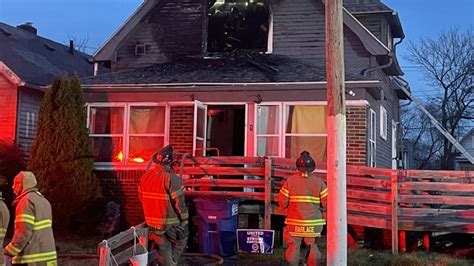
[406,28,473,170]
[401,104,443,169]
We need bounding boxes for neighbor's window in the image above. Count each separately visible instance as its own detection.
[88,104,167,165]
[207,0,270,52]
[368,109,377,167]
[284,105,327,161]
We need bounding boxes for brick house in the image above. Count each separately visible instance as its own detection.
[0,22,95,156]
[80,0,409,225]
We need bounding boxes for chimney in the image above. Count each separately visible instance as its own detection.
[17,22,37,35]
[69,40,74,54]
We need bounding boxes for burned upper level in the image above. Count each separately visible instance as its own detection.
[94,0,404,77]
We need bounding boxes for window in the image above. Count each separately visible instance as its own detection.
[256,104,280,157]
[207,0,271,52]
[255,103,327,161]
[25,112,36,138]
[87,103,168,166]
[380,106,387,140]
[135,44,146,56]
[284,104,327,161]
[368,109,377,167]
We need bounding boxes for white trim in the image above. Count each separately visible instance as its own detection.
[0,61,25,86]
[87,102,169,166]
[380,106,388,140]
[94,0,156,60]
[82,80,383,88]
[255,103,282,157]
[266,6,274,54]
[368,109,377,167]
[244,103,248,157]
[391,120,397,169]
[193,101,207,156]
[342,7,390,54]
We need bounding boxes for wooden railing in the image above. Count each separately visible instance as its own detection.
[177,156,473,253]
[98,223,148,266]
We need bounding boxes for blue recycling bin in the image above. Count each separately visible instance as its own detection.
[194,197,239,257]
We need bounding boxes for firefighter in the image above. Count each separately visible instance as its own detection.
[138,145,189,265]
[1,177,10,266]
[279,151,328,266]
[4,171,57,265]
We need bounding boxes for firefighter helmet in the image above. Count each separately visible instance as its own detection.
[153,145,174,165]
[296,151,316,173]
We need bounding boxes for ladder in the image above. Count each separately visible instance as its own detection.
[399,85,474,164]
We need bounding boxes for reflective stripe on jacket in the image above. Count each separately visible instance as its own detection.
[0,199,10,266]
[138,165,189,233]
[279,173,328,237]
[5,188,57,264]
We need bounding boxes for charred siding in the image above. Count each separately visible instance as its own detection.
[272,0,371,72]
[115,0,206,70]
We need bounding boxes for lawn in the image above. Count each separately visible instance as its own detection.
[55,234,473,265]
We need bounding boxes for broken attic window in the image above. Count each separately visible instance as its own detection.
[208,0,270,52]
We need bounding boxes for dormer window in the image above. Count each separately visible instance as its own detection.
[207,0,271,53]
[135,44,146,56]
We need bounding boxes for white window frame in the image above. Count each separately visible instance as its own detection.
[368,108,377,167]
[86,102,169,168]
[380,106,388,140]
[254,101,328,158]
[282,102,327,158]
[254,102,282,157]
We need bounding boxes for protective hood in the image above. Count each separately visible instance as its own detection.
[16,171,37,193]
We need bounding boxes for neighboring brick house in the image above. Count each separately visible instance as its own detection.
[0,22,95,156]
[80,0,409,225]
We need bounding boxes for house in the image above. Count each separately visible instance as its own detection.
[455,128,474,170]
[0,22,96,156]
[80,0,409,225]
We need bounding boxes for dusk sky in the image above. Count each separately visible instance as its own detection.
[0,0,473,100]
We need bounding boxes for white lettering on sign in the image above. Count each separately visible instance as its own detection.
[208,215,217,220]
[232,203,238,216]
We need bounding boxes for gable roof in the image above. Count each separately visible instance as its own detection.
[81,52,378,86]
[343,0,404,39]
[0,22,94,86]
[343,0,393,13]
[94,0,390,62]
[94,0,157,61]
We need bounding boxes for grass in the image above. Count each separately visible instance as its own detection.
[55,234,473,265]
[237,247,472,265]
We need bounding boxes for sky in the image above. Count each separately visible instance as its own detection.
[0,0,473,101]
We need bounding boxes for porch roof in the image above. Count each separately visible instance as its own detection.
[81,53,374,85]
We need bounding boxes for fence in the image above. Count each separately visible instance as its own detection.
[178,156,474,253]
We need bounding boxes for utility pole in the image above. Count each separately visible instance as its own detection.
[325,0,347,265]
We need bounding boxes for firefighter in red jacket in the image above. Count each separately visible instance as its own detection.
[4,171,57,265]
[138,145,189,266]
[279,151,328,266]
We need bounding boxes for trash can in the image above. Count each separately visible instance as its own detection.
[194,197,239,257]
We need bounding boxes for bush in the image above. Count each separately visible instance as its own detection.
[27,75,101,231]
[0,140,25,204]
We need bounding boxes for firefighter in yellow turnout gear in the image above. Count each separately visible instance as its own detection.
[4,172,56,266]
[1,177,10,266]
[279,151,328,265]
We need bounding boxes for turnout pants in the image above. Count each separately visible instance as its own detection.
[149,226,188,266]
[283,227,321,266]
